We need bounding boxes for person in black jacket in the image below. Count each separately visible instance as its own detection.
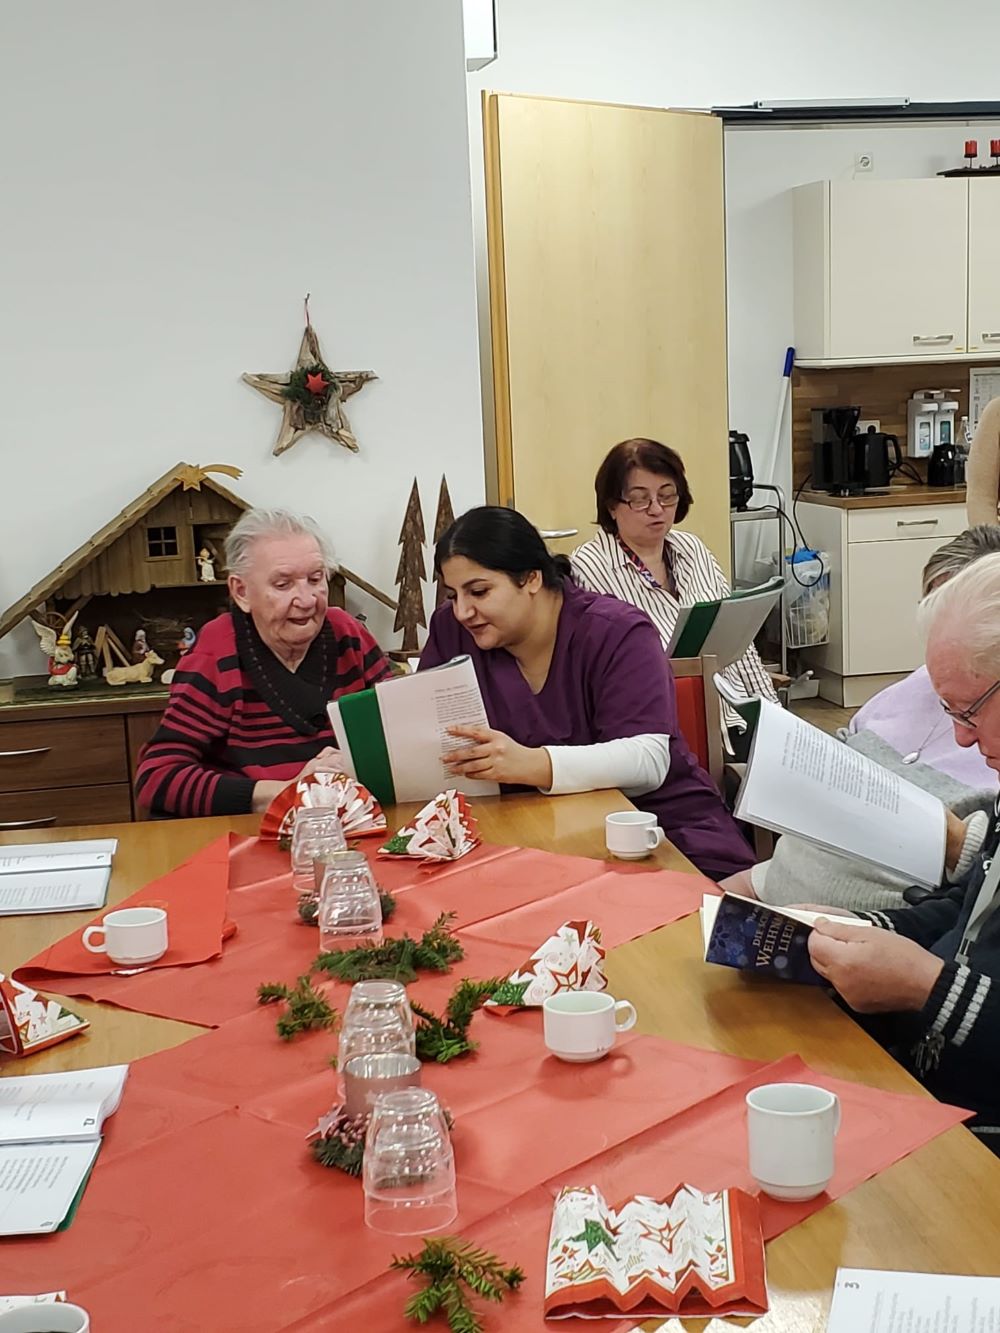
[808,550,1000,1152]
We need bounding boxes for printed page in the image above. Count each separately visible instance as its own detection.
[828,1267,1000,1330]
[699,581,784,669]
[0,1066,128,1144]
[0,839,116,875]
[735,701,946,888]
[0,867,111,916]
[0,1141,100,1235]
[375,657,499,802]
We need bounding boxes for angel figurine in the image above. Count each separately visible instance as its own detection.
[31,613,79,689]
[196,548,216,582]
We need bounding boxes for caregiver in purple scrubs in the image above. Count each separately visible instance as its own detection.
[419,506,753,881]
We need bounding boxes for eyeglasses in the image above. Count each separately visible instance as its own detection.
[620,488,680,512]
[940,679,1000,729]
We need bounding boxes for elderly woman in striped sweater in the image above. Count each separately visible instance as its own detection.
[135,509,389,818]
[570,439,779,741]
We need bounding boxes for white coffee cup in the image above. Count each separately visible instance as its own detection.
[0,1304,90,1332]
[82,906,168,966]
[543,991,637,1062]
[746,1082,841,1201]
[605,811,665,860]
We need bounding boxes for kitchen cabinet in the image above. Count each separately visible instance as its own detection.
[793,178,1000,366]
[795,497,967,706]
[968,180,1000,355]
[0,695,165,827]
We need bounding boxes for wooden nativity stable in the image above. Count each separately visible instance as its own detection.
[0,462,396,826]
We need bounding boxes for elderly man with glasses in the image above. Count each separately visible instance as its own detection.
[806,550,1000,1152]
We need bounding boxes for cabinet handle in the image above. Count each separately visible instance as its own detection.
[538,528,579,538]
[0,815,57,829]
[982,332,1000,343]
[911,334,954,344]
[0,746,51,759]
[896,518,939,527]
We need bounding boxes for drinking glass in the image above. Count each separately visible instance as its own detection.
[344,980,415,1045]
[317,851,383,951]
[290,809,347,898]
[363,1088,457,1234]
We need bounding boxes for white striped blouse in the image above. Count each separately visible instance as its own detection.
[570,528,779,722]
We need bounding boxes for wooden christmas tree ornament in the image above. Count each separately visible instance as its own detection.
[433,475,456,607]
[394,479,427,654]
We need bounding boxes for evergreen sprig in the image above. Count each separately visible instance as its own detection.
[313,912,463,983]
[311,1109,370,1176]
[411,977,505,1064]
[283,362,340,420]
[391,1236,524,1333]
[256,974,339,1041]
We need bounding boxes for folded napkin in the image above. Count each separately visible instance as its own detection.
[15,835,234,986]
[485,920,605,1010]
[0,974,88,1057]
[260,772,386,849]
[379,790,479,862]
[544,1183,767,1320]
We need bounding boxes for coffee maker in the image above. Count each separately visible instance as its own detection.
[812,408,900,494]
[812,407,861,495]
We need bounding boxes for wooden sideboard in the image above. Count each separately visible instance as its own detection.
[0,690,165,828]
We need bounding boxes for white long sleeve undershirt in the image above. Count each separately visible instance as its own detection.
[541,734,672,798]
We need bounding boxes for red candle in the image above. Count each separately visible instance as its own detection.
[965,139,978,158]
[992,139,1000,158]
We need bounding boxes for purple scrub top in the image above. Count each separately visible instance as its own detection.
[419,581,753,881]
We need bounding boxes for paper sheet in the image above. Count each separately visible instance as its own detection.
[970,368,1000,434]
[0,1141,100,1235]
[828,1267,1000,1330]
[0,1066,128,1144]
[0,839,116,915]
[735,700,946,888]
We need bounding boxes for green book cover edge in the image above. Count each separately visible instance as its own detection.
[671,602,720,657]
[337,689,396,807]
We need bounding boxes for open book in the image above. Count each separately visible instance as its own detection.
[726,693,946,889]
[545,1184,767,1319]
[0,1064,127,1235]
[0,839,116,915]
[328,656,500,805]
[701,892,871,987]
[667,576,783,666]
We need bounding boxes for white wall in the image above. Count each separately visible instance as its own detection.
[467,0,1000,567]
[0,0,483,676]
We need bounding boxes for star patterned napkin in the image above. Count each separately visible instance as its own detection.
[378,790,479,862]
[485,920,606,1010]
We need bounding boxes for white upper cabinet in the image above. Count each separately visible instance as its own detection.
[967,181,1000,355]
[793,179,973,364]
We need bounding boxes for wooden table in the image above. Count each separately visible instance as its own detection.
[4,790,1000,1332]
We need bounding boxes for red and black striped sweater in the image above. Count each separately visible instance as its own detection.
[135,608,390,818]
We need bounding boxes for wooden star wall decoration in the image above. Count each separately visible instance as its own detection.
[243,298,377,456]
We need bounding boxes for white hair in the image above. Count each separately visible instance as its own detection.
[918,549,1000,674]
[224,508,337,578]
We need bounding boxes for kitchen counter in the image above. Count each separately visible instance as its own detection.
[799,484,967,510]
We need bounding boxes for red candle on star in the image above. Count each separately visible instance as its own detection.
[992,139,1000,157]
[965,139,978,157]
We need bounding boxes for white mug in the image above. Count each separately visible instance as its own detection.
[543,991,637,1062]
[605,811,665,860]
[0,1304,90,1332]
[82,906,168,965]
[746,1082,841,1201]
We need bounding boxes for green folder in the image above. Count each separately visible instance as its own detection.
[335,689,396,806]
[670,602,720,657]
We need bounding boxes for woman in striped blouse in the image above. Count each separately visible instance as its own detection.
[570,439,779,732]
[135,509,390,818]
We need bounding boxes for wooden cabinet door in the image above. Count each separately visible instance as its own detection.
[967,180,1000,355]
[483,95,731,570]
[846,536,945,675]
[828,180,968,360]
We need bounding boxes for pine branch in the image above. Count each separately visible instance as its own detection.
[311,1109,370,1176]
[411,978,506,1064]
[297,889,397,927]
[256,975,339,1040]
[391,1237,523,1333]
[314,912,463,983]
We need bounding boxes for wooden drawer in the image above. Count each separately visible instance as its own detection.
[0,783,133,829]
[0,716,128,792]
[847,504,966,544]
